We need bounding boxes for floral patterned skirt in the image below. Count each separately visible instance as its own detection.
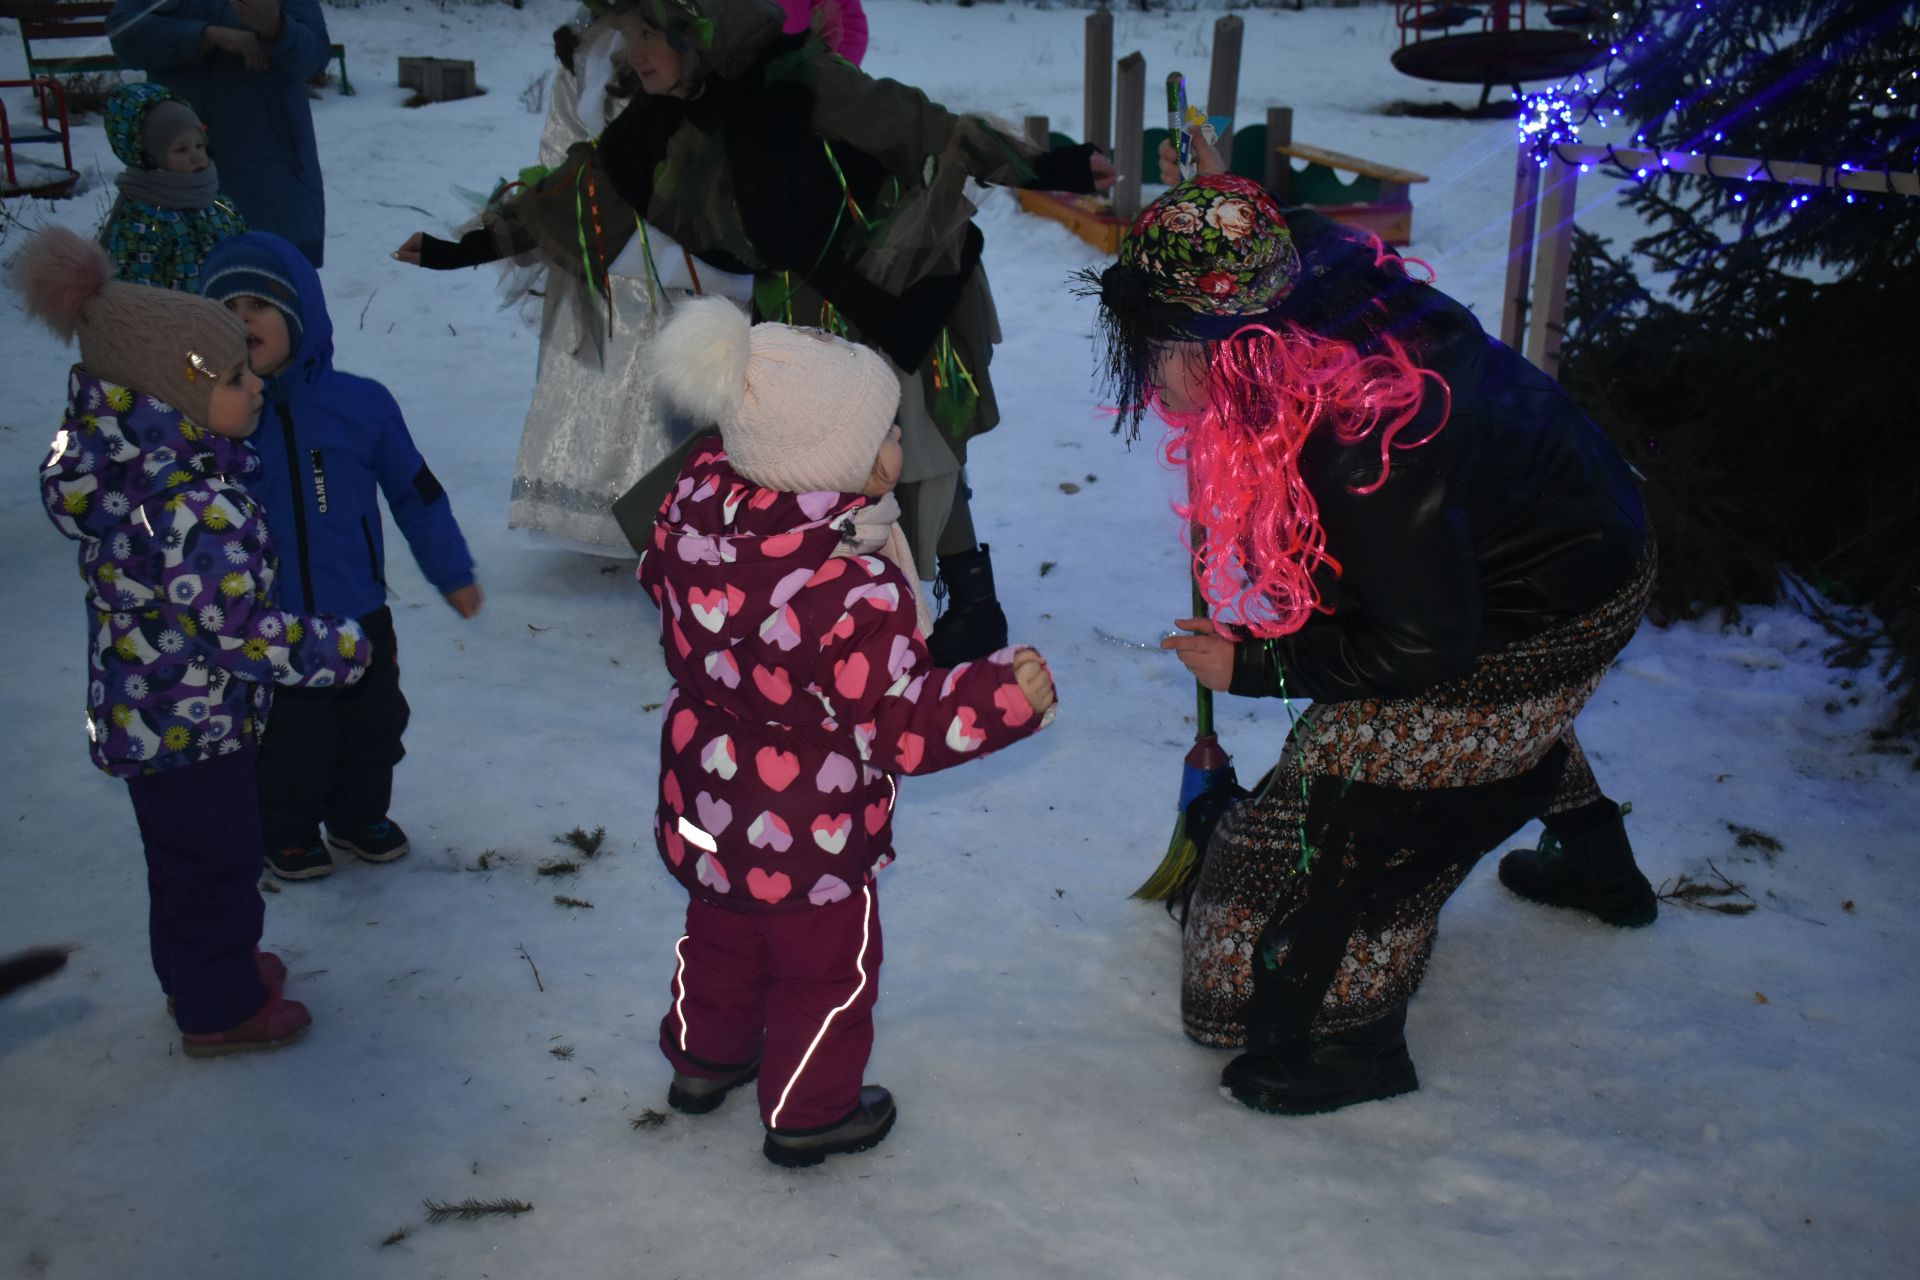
[1180,546,1656,1048]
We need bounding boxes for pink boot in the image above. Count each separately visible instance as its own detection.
[181,993,311,1058]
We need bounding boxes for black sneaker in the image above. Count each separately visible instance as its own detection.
[763,1085,896,1167]
[326,819,411,864]
[266,842,333,881]
[666,1058,759,1115]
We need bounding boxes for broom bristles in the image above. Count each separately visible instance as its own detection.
[1134,760,1240,901]
[1132,819,1200,901]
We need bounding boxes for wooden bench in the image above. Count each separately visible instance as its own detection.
[16,1,120,78]
[1014,113,1432,254]
[13,2,356,96]
[1268,139,1430,247]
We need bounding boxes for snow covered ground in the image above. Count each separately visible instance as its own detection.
[2,3,1916,1277]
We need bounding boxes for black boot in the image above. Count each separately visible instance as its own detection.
[666,1052,760,1115]
[1498,799,1656,928]
[763,1085,897,1167]
[1221,1005,1419,1116]
[927,543,1008,666]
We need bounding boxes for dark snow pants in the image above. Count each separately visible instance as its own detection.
[256,606,409,849]
[660,883,884,1132]
[126,750,269,1034]
[1183,545,1656,1047]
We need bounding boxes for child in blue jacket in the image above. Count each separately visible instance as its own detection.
[201,232,481,880]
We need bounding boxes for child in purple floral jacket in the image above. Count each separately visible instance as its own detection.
[13,228,370,1058]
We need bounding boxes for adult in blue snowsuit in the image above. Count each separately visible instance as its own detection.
[200,231,478,880]
[108,0,331,268]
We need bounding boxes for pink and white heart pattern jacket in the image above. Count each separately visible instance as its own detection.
[639,442,1047,913]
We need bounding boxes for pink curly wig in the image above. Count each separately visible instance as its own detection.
[1160,319,1447,639]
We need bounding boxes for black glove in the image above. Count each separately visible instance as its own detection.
[1027,142,1102,194]
[417,227,500,270]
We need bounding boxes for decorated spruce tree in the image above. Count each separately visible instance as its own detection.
[1548,0,1920,732]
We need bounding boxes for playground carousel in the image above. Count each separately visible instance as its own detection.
[1392,0,1609,117]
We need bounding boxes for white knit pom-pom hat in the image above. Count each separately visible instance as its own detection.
[653,297,900,495]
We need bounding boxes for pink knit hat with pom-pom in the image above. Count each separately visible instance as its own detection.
[9,226,247,427]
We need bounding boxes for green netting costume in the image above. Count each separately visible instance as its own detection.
[415,0,1104,660]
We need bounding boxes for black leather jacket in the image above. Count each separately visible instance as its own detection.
[1230,235,1647,705]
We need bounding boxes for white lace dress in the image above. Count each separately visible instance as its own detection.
[506,42,750,553]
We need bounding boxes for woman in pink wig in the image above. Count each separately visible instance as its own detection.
[1084,170,1657,1117]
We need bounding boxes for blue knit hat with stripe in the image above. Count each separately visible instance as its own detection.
[200,242,304,353]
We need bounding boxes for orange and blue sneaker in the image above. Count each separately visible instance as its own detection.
[266,840,333,881]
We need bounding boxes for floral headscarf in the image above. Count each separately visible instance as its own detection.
[1119,175,1300,316]
[1079,175,1302,437]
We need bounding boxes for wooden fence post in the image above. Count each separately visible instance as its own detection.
[1207,15,1243,157]
[1114,51,1146,220]
[1084,8,1113,154]
[1500,140,1543,351]
[1265,105,1293,200]
[1526,153,1579,375]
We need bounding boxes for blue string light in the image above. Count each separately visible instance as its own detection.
[1517,1,1916,211]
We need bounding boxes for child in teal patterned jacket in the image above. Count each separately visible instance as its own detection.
[99,82,246,292]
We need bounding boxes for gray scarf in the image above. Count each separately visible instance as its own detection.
[115,162,221,210]
[833,493,936,638]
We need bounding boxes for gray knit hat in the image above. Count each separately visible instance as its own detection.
[10,227,248,427]
[140,98,203,169]
[652,296,899,494]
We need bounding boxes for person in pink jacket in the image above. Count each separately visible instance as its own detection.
[639,298,1055,1166]
[779,0,867,65]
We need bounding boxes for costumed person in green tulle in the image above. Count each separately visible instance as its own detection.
[1084,157,1657,1116]
[396,0,1113,664]
[493,9,750,554]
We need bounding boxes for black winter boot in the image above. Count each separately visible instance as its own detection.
[927,543,1008,666]
[666,1053,760,1115]
[1221,1005,1419,1116]
[1498,799,1656,928]
[763,1085,897,1167]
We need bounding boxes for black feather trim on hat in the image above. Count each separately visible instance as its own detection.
[1072,260,1272,442]
[1078,205,1465,442]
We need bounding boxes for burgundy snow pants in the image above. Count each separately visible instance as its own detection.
[660,882,883,1132]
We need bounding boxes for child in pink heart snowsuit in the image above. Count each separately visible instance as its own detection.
[640,297,1056,1166]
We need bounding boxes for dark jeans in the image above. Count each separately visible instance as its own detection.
[125,750,269,1034]
[257,606,410,849]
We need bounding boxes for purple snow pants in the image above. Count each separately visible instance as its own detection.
[660,881,884,1132]
[125,751,269,1035]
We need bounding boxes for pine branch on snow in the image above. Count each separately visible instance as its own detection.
[422,1198,534,1224]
